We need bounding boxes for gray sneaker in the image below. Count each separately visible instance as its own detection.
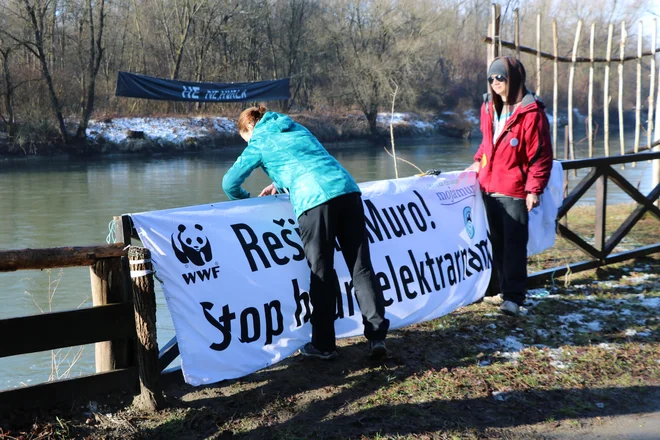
[500,300,520,316]
[483,293,504,305]
[368,340,388,359]
[299,343,338,360]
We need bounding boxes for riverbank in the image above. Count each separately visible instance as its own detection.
[0,205,657,439]
[0,110,481,158]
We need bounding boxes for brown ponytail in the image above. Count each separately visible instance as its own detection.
[238,104,268,133]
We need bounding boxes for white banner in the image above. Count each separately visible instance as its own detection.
[528,160,563,256]
[130,172,494,386]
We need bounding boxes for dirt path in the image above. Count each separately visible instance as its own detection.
[501,388,660,440]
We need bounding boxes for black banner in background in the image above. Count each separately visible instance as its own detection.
[115,71,290,102]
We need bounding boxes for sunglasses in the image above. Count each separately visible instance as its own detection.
[488,74,507,84]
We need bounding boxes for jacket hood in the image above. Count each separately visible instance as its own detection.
[254,111,294,133]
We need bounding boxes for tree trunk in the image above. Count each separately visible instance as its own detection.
[0,49,15,140]
[76,0,106,140]
[22,0,68,145]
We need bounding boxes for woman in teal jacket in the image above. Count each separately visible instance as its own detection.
[222,104,389,360]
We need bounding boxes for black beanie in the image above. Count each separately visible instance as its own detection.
[488,58,507,79]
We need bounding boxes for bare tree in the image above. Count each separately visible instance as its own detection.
[75,0,107,139]
[1,0,69,144]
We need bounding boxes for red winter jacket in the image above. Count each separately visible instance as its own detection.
[474,93,553,198]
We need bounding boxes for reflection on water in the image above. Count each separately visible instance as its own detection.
[0,136,653,389]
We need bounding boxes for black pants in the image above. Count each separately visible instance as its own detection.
[297,192,390,352]
[484,194,528,306]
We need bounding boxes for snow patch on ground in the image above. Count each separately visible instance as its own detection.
[86,116,237,144]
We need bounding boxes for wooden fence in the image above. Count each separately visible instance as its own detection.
[0,233,164,412]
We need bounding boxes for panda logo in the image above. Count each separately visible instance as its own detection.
[171,224,213,266]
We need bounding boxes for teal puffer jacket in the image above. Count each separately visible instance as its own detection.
[222,112,360,218]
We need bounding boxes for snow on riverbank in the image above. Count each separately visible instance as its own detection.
[86,116,238,144]
[85,110,481,145]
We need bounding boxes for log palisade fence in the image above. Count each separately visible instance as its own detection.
[0,216,164,412]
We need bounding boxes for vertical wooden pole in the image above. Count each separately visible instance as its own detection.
[604,24,614,157]
[491,4,501,62]
[128,246,165,412]
[537,13,542,96]
[568,20,583,169]
[91,257,130,373]
[553,20,559,157]
[633,21,643,166]
[487,22,493,69]
[514,9,520,59]
[647,19,657,150]
[594,171,608,257]
[588,23,595,158]
[618,22,627,167]
[562,125,569,227]
[113,215,133,246]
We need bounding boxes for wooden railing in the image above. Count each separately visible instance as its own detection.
[0,239,164,412]
[529,150,660,281]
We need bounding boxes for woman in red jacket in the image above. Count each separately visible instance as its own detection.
[467,56,553,315]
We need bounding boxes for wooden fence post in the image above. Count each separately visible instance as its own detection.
[618,22,627,167]
[537,13,542,96]
[568,20,583,167]
[604,24,614,157]
[633,21,643,166]
[588,23,595,158]
[90,257,131,372]
[595,171,608,257]
[128,246,165,412]
[553,20,558,157]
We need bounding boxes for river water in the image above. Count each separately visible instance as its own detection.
[0,136,653,390]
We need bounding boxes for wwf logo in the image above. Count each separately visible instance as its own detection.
[463,206,475,239]
[171,224,213,266]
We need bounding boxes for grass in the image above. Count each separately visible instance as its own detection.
[1,204,658,440]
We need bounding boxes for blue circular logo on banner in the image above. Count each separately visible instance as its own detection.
[463,206,475,239]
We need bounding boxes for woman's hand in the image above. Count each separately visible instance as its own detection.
[526,193,540,211]
[259,183,277,197]
[466,161,480,173]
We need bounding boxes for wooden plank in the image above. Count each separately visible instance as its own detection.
[606,169,660,218]
[529,244,660,282]
[481,37,660,63]
[560,150,660,170]
[594,172,608,252]
[91,258,132,373]
[0,304,135,358]
[0,244,126,272]
[557,223,603,260]
[604,183,660,254]
[557,167,601,218]
[0,368,137,411]
[158,336,180,372]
